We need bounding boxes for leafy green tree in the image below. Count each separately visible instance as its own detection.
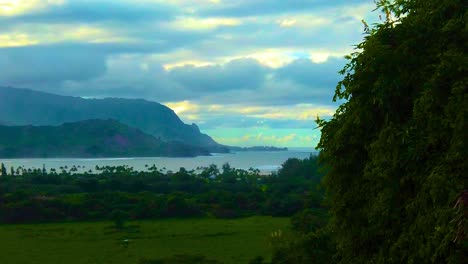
[291,208,327,234]
[317,0,466,263]
[0,163,6,176]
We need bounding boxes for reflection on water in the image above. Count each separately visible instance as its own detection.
[1,148,317,174]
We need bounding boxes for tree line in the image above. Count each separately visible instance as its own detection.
[0,156,325,224]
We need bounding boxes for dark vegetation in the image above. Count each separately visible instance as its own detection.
[0,156,324,224]
[0,119,210,158]
[270,0,466,263]
[0,86,228,153]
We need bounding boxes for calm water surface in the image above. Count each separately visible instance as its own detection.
[1,148,317,174]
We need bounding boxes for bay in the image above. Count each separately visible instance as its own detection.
[1,147,317,174]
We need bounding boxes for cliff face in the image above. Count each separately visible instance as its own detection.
[0,86,228,153]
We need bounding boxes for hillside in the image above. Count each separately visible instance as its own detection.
[0,119,210,158]
[0,87,228,153]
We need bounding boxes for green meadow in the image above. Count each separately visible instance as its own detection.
[0,216,289,264]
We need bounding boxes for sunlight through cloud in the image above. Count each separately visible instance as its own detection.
[0,33,38,47]
[0,0,64,16]
[169,17,242,31]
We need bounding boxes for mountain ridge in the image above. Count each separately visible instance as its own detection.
[0,119,210,158]
[0,86,228,153]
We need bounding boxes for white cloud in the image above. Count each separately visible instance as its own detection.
[165,100,200,114]
[167,16,242,31]
[277,18,296,27]
[0,0,64,16]
[276,15,331,28]
[0,33,37,47]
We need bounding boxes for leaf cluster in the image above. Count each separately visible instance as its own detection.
[317,0,467,262]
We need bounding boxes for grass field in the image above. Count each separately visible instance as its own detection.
[0,216,289,264]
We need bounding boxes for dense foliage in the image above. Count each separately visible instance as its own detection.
[317,0,467,263]
[0,156,324,223]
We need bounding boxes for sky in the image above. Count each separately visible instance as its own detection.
[0,0,380,147]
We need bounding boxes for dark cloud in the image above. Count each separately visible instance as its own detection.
[0,0,177,26]
[0,44,107,85]
[59,59,187,101]
[58,58,270,102]
[184,58,345,106]
[199,0,370,17]
[0,34,201,89]
[196,83,337,106]
[0,45,344,105]
[276,57,344,87]
[169,58,268,92]
[124,29,210,50]
[0,1,361,106]
[0,41,181,89]
[182,19,365,60]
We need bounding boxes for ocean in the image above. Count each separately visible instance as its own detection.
[0,147,317,174]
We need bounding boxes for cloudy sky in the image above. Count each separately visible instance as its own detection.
[0,0,379,147]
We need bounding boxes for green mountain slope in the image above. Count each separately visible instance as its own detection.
[0,119,210,158]
[0,86,228,153]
